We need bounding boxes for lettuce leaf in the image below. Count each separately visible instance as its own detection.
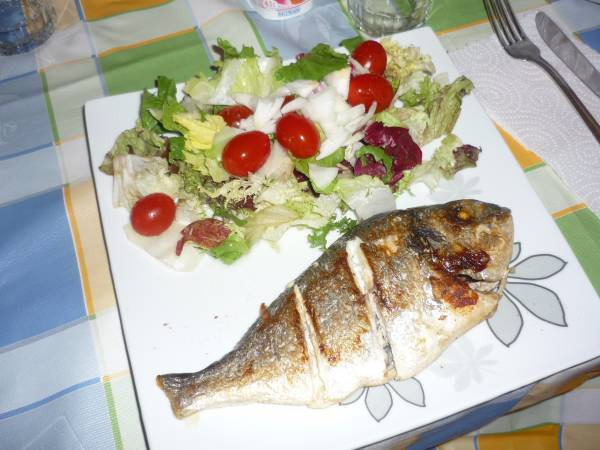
[275,44,348,83]
[100,121,166,175]
[396,134,480,192]
[339,35,363,53]
[208,234,249,264]
[307,217,357,250]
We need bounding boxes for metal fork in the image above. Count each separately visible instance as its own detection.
[483,0,600,143]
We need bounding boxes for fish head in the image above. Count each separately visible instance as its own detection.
[410,199,514,287]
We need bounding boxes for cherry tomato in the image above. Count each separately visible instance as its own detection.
[347,74,394,113]
[275,112,321,159]
[218,105,253,128]
[222,131,271,177]
[130,193,176,237]
[351,40,387,75]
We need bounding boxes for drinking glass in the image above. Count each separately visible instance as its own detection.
[347,0,432,37]
[0,0,56,55]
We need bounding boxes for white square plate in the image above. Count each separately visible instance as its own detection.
[86,26,599,450]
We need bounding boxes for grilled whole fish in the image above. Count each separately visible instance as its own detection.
[157,199,513,418]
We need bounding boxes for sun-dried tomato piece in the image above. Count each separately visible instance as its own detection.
[175,219,230,256]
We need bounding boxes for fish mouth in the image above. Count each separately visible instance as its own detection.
[460,269,509,295]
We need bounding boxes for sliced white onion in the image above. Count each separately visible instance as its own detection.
[241,95,285,133]
[275,79,320,98]
[308,164,338,190]
[349,57,369,75]
[255,141,293,181]
[231,93,258,110]
[281,97,307,114]
[337,104,365,126]
[324,66,351,99]
[317,130,350,160]
[345,101,377,133]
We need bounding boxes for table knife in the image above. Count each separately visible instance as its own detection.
[535,11,600,97]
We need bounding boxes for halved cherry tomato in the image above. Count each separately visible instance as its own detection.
[347,74,394,113]
[351,40,387,75]
[222,130,271,177]
[275,112,320,159]
[218,105,253,127]
[130,193,176,237]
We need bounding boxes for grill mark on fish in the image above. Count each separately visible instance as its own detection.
[292,285,325,400]
[299,249,372,366]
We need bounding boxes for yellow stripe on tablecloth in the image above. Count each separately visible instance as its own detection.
[80,0,173,21]
[495,124,544,170]
[477,423,561,450]
[98,27,196,59]
[436,18,490,36]
[64,180,116,314]
[553,203,588,219]
[562,425,600,450]
[64,184,95,315]
[102,370,130,384]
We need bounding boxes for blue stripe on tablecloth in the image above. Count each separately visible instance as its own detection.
[0,316,100,415]
[0,187,86,347]
[0,379,115,449]
[245,0,355,59]
[74,0,86,21]
[0,378,99,420]
[579,27,600,52]
[0,71,54,159]
[0,141,52,161]
[0,69,37,85]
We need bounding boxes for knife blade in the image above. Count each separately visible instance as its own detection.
[535,11,600,97]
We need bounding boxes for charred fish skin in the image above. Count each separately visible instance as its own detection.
[157,200,513,418]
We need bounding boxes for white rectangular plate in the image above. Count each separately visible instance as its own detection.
[86,27,599,450]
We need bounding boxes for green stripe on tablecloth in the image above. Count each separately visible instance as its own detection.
[427,0,546,33]
[103,380,124,450]
[99,30,212,95]
[111,374,146,449]
[39,70,59,144]
[525,165,584,214]
[556,208,600,295]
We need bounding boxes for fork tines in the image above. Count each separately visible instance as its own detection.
[483,0,527,47]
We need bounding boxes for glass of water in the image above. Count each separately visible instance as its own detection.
[347,0,432,37]
[0,0,56,55]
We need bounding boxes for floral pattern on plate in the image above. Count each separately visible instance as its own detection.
[487,242,567,347]
[341,378,426,422]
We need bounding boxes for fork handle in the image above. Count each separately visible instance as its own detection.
[534,57,600,144]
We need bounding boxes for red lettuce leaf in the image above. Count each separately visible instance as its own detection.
[363,122,422,184]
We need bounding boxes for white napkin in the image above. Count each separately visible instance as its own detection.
[449,8,600,215]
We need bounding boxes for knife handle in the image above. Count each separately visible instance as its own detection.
[534,57,600,144]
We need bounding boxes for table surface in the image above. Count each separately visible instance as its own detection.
[1,1,599,449]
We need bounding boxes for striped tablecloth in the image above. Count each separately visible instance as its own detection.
[1,0,599,448]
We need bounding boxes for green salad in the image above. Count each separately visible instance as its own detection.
[100,36,479,270]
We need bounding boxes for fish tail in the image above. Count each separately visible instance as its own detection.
[156,372,202,418]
